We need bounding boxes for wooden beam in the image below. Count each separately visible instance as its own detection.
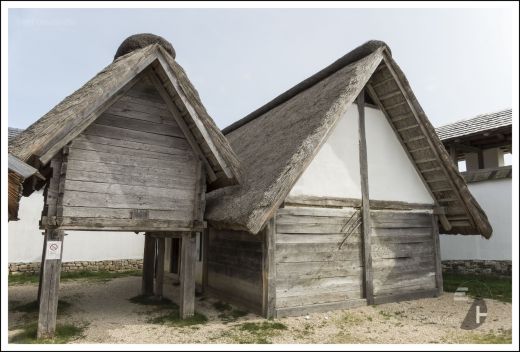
[179,232,197,319]
[477,149,484,169]
[142,235,155,296]
[155,236,165,299]
[37,233,48,304]
[262,216,277,318]
[381,54,474,229]
[356,90,374,305]
[432,215,444,296]
[37,229,64,339]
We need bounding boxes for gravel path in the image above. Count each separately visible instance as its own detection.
[8,276,512,344]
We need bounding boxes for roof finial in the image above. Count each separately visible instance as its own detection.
[114,33,175,60]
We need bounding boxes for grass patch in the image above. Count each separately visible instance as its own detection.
[11,300,72,315]
[341,312,362,324]
[212,300,248,323]
[9,322,86,344]
[457,329,512,344]
[149,311,208,327]
[9,270,142,286]
[443,273,512,303]
[219,309,248,323]
[234,321,288,344]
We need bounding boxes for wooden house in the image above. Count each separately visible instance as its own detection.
[204,40,493,318]
[8,34,241,338]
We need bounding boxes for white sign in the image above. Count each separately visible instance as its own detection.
[46,241,62,260]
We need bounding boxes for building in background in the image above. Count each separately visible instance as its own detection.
[436,108,512,276]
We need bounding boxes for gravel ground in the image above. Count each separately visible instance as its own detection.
[8,275,512,344]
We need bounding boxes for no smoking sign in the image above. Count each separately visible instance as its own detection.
[46,241,62,260]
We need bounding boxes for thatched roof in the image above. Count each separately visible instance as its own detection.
[436,108,512,141]
[8,39,241,190]
[206,40,492,239]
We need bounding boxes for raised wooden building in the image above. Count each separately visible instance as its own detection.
[8,34,241,338]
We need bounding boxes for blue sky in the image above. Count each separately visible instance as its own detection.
[8,8,513,129]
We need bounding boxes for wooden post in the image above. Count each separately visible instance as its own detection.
[142,234,155,296]
[37,229,64,339]
[201,229,209,293]
[449,145,458,165]
[432,215,444,296]
[155,236,165,298]
[262,216,277,318]
[37,233,48,304]
[357,90,374,305]
[179,232,197,319]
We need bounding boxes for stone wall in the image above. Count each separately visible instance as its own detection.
[442,260,512,277]
[9,259,143,275]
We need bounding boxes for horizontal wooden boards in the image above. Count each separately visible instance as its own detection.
[370,210,432,228]
[276,298,366,318]
[274,206,364,310]
[207,228,264,309]
[55,217,205,231]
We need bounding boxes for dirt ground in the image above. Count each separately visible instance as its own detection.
[8,275,512,344]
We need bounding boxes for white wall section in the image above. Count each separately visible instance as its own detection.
[9,191,144,263]
[289,103,434,205]
[440,179,512,260]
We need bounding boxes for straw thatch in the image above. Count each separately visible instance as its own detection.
[206,40,492,238]
[9,40,241,191]
[114,33,176,60]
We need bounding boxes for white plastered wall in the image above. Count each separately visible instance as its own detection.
[289,103,434,204]
[440,178,512,260]
[8,191,144,263]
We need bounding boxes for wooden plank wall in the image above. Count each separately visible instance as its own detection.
[370,209,437,303]
[58,77,199,229]
[206,228,264,314]
[274,206,366,317]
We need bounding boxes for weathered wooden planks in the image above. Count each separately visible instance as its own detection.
[369,209,436,299]
[207,228,264,313]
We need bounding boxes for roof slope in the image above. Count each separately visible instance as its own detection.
[206,45,385,234]
[436,108,512,141]
[8,127,23,142]
[206,41,492,238]
[8,44,241,189]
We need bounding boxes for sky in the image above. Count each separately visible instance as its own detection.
[7,7,513,130]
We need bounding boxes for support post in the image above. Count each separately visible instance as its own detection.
[202,229,209,293]
[432,215,444,296]
[37,233,48,304]
[155,236,165,298]
[37,229,64,339]
[142,234,155,296]
[262,216,277,318]
[179,232,197,319]
[357,90,374,305]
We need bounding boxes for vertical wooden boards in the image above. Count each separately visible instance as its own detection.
[142,235,155,296]
[155,237,166,298]
[37,229,64,339]
[432,215,443,296]
[357,90,374,305]
[206,228,264,314]
[274,206,365,316]
[262,216,277,318]
[370,210,437,303]
[179,232,197,318]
